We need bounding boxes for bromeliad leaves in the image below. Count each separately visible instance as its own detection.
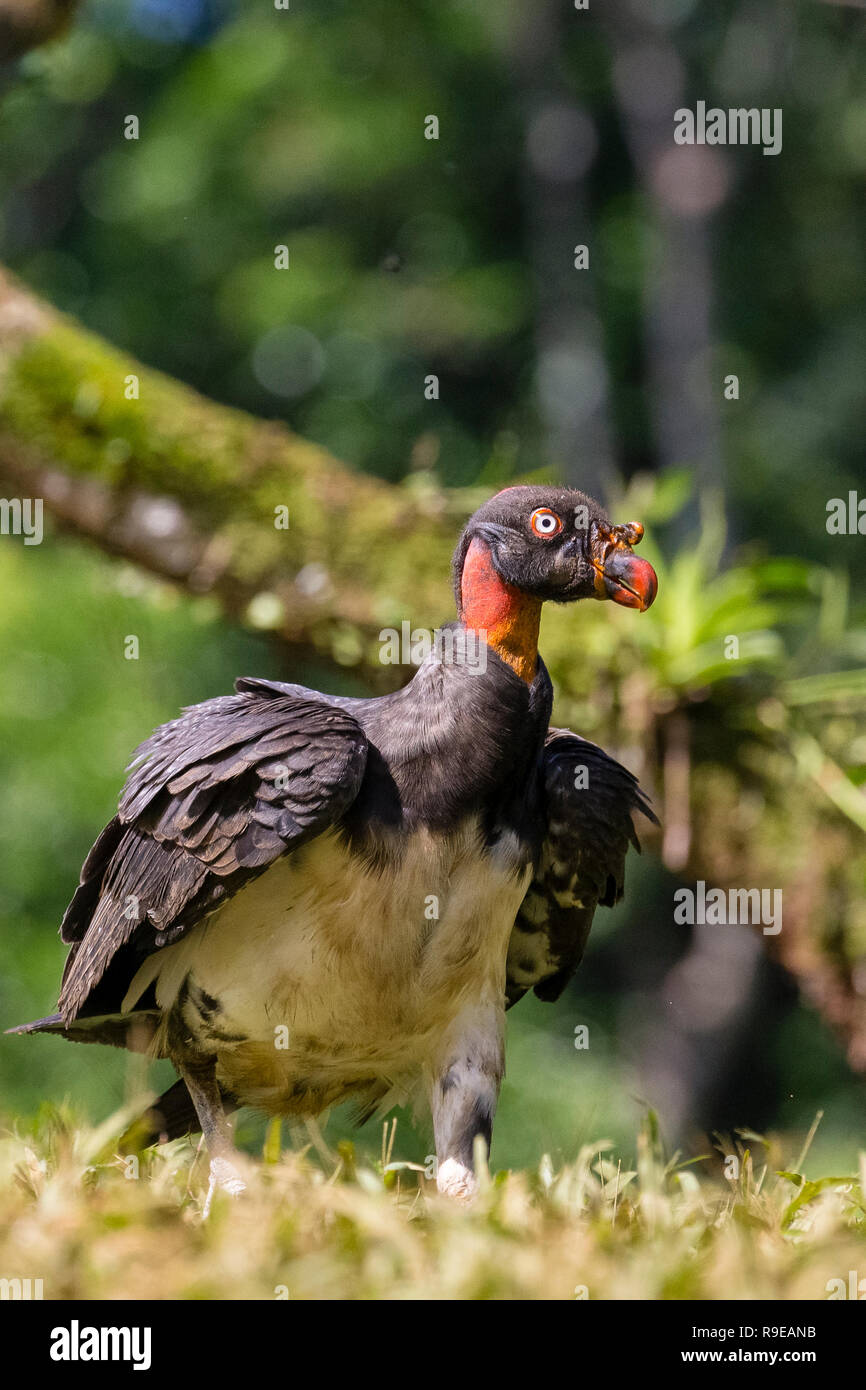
[57,684,368,1022]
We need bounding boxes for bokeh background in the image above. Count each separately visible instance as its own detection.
[1,0,865,1177]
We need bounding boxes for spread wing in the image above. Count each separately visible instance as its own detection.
[57,681,368,1023]
[506,728,658,1008]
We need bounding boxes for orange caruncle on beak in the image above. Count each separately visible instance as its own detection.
[590,521,658,612]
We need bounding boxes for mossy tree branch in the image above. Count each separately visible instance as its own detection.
[0,268,467,686]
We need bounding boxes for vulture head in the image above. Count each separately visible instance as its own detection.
[453,485,658,617]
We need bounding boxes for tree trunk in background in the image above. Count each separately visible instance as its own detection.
[603,1,725,537]
[508,0,618,500]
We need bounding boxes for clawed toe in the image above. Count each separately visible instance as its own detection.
[202,1155,247,1217]
[436,1157,477,1202]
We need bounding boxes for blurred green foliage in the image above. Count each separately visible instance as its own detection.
[2,0,863,533]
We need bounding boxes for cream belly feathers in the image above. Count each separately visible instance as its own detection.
[122,821,532,1118]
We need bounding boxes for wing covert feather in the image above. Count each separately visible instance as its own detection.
[58,686,368,1022]
[506,728,657,1008]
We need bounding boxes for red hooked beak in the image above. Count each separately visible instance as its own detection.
[591,520,658,612]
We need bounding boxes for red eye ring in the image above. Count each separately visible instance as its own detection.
[530,508,563,538]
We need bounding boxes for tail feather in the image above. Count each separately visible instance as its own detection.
[123,1079,198,1149]
[6,1010,159,1050]
[123,1078,238,1150]
[8,1014,237,1150]
[5,1012,66,1036]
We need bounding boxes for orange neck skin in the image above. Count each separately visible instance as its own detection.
[459,537,541,684]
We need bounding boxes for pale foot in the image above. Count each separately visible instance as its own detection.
[202,1154,247,1218]
[436,1157,477,1202]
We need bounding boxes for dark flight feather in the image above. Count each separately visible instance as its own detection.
[126,1078,237,1149]
[56,686,368,1024]
[506,728,658,1007]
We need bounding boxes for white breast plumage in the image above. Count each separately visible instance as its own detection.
[122,821,532,1114]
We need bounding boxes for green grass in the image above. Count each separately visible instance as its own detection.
[1,1106,865,1300]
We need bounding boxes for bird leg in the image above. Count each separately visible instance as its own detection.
[430,1003,504,1200]
[178,1060,247,1215]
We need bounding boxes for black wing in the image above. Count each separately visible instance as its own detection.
[506,728,657,1008]
[56,681,368,1024]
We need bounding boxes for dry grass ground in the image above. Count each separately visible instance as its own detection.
[1,1106,865,1301]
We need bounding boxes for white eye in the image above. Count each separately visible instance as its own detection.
[530,508,562,538]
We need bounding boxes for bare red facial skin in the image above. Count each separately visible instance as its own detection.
[459,538,541,683]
